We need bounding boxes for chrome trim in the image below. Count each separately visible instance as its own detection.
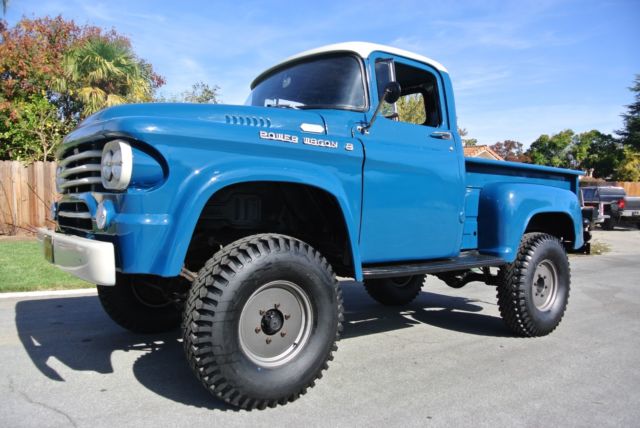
[59,164,101,178]
[59,150,102,168]
[59,177,102,189]
[58,211,92,219]
[300,123,325,134]
[37,228,116,285]
[430,131,452,140]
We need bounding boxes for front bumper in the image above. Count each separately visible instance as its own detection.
[37,228,116,285]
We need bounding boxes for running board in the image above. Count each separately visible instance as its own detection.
[362,252,506,279]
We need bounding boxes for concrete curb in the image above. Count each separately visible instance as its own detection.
[0,288,97,299]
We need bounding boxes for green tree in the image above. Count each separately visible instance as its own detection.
[0,94,74,161]
[0,16,165,162]
[58,37,161,116]
[527,129,575,168]
[617,75,640,151]
[614,75,640,180]
[579,130,623,178]
[395,94,425,124]
[617,148,640,181]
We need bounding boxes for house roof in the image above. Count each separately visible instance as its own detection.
[463,145,504,160]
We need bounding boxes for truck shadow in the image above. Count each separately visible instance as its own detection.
[14,296,231,411]
[14,283,508,410]
[340,281,509,339]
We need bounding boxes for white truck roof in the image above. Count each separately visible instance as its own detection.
[251,41,447,88]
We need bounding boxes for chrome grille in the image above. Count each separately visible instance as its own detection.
[57,142,106,194]
[57,201,93,233]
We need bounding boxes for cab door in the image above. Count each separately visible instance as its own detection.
[359,54,465,263]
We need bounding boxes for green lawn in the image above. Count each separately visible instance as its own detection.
[0,240,92,292]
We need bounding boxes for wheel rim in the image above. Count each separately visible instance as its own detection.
[239,280,313,367]
[532,259,558,311]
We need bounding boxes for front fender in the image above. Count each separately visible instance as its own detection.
[158,159,364,280]
[477,183,583,262]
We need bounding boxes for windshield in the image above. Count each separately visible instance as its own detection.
[247,55,366,111]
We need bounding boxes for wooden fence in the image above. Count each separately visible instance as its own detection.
[0,161,57,234]
[617,182,640,197]
[1,160,639,235]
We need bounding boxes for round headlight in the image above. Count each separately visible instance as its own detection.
[101,140,133,190]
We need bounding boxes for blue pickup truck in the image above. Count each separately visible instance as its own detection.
[39,42,589,409]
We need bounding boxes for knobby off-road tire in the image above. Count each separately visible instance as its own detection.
[363,275,425,306]
[497,233,570,337]
[182,234,343,410]
[97,274,183,334]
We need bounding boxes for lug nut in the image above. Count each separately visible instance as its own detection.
[280,331,287,337]
[255,327,261,334]
[266,337,272,344]
[274,303,280,309]
[259,310,265,315]
[284,314,291,320]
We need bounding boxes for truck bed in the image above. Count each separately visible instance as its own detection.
[462,157,582,251]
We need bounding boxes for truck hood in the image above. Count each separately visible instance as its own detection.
[75,103,326,136]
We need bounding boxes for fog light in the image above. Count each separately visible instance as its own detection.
[95,200,114,230]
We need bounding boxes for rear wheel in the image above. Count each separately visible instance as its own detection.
[363,275,425,306]
[497,233,570,337]
[602,218,615,230]
[97,274,184,334]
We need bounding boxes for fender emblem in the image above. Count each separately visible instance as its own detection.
[259,130,298,144]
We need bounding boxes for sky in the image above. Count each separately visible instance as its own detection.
[4,0,640,146]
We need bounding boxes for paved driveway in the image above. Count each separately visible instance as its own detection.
[1,230,639,427]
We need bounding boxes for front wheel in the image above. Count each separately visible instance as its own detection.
[182,234,343,409]
[497,233,570,337]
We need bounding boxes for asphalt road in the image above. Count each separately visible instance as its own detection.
[1,230,639,427]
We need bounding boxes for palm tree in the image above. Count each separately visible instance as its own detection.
[61,38,152,116]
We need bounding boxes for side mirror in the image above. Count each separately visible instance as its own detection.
[361,81,402,134]
[382,81,401,104]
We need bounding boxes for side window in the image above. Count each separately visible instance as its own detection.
[375,59,442,128]
[375,59,398,119]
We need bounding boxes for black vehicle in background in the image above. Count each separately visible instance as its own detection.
[611,196,640,229]
[581,186,640,230]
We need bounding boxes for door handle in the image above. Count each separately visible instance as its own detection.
[430,131,452,140]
